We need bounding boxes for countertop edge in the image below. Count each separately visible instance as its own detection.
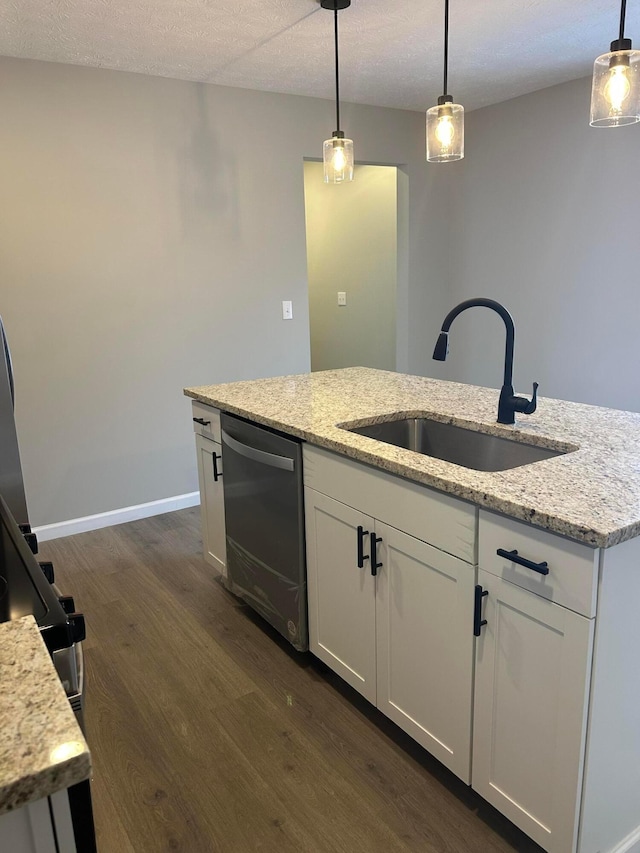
[184,387,623,549]
[0,617,91,817]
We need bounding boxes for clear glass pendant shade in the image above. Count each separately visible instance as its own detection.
[426,102,464,162]
[590,49,640,126]
[323,136,354,183]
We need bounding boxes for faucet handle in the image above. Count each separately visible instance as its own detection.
[523,382,539,415]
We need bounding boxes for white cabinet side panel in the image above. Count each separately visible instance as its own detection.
[579,537,640,853]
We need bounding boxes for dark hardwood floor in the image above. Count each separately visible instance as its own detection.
[40,508,543,853]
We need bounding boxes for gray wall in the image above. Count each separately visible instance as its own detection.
[5,59,625,528]
[426,76,640,413]
[304,162,397,372]
[0,57,444,526]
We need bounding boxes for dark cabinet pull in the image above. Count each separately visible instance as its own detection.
[497,548,549,576]
[58,595,75,615]
[21,528,38,554]
[68,613,86,644]
[474,585,488,636]
[370,533,383,577]
[357,525,370,568]
[212,451,221,482]
[193,417,211,426]
[39,561,54,584]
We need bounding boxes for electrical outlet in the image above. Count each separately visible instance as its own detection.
[337,291,347,306]
[282,300,293,320]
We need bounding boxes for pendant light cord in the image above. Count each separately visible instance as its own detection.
[619,0,627,41]
[443,0,449,96]
[334,7,341,132]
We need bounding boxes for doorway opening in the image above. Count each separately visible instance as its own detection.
[303,162,398,372]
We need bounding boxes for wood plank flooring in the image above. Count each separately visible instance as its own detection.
[39,509,543,853]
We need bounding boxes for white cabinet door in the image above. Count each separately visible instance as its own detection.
[195,433,227,577]
[376,523,475,783]
[305,488,377,704]
[472,569,594,853]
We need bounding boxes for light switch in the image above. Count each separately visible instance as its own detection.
[338,292,347,306]
[282,300,293,320]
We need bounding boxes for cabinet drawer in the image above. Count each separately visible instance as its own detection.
[478,510,599,617]
[303,445,476,563]
[191,402,221,442]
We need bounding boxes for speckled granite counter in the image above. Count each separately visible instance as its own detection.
[184,367,640,548]
[0,616,90,816]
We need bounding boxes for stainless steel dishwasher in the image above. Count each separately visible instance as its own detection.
[220,412,307,651]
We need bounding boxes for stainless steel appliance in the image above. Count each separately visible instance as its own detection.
[0,316,86,721]
[221,413,308,651]
[0,495,82,656]
[0,316,95,849]
[0,316,29,526]
[0,495,96,851]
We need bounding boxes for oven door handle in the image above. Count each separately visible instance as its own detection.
[221,429,295,471]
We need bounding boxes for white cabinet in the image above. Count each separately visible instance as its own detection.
[192,404,226,577]
[376,521,475,782]
[304,446,477,783]
[305,490,377,703]
[186,414,640,853]
[473,509,640,853]
[303,445,640,853]
[472,568,594,853]
[0,791,77,853]
[478,511,599,616]
[303,444,476,563]
[474,510,600,853]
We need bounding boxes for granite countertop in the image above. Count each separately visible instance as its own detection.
[184,367,640,548]
[0,616,91,816]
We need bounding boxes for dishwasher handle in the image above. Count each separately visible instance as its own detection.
[221,428,295,472]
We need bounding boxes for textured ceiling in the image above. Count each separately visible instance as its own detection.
[1,1,637,112]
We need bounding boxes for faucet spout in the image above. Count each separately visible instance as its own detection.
[432,331,449,361]
[432,298,537,425]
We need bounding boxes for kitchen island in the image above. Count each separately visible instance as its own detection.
[185,366,640,548]
[184,367,640,853]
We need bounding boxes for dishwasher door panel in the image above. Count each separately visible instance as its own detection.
[220,414,307,651]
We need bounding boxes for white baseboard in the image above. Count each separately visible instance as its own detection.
[33,492,200,542]
[609,825,640,853]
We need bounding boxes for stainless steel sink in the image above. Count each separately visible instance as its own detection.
[344,417,569,472]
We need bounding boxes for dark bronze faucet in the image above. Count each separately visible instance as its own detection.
[432,298,538,425]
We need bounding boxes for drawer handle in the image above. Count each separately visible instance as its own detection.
[497,548,549,576]
[193,417,211,426]
[356,525,370,569]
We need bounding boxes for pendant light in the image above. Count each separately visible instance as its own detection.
[321,0,354,183]
[427,0,464,162]
[590,0,640,126]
